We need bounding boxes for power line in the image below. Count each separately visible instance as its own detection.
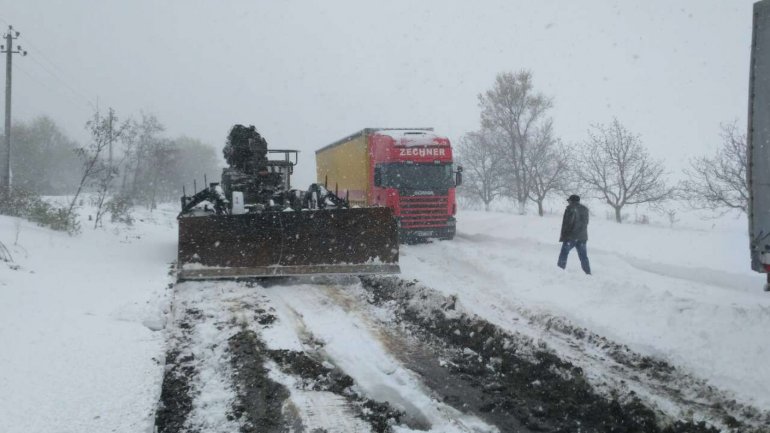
[26,53,96,110]
[15,61,93,113]
[20,41,93,104]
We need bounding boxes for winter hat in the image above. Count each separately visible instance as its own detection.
[567,194,580,203]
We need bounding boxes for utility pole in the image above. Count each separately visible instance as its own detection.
[1,25,27,196]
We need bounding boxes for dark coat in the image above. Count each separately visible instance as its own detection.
[560,202,589,242]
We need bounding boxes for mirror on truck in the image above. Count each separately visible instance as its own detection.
[374,166,383,187]
[455,166,463,187]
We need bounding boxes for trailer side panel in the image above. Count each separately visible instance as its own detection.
[749,0,770,272]
[316,132,370,207]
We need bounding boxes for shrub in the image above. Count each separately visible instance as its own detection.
[634,214,650,225]
[0,189,80,234]
[107,194,134,225]
[605,210,628,222]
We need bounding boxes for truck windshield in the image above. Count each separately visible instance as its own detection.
[377,163,454,190]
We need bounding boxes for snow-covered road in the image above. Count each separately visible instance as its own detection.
[2,206,768,432]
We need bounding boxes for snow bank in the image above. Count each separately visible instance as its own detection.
[0,204,177,433]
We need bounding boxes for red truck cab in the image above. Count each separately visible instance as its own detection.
[369,129,461,242]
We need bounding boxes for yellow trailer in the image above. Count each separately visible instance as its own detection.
[316,131,370,207]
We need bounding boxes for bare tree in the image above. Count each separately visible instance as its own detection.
[117,118,139,193]
[681,122,748,214]
[91,109,127,228]
[4,116,81,194]
[126,113,165,201]
[577,119,673,223]
[67,111,115,221]
[456,130,506,211]
[525,121,570,216]
[145,138,176,209]
[116,114,222,208]
[665,208,680,228]
[478,70,553,214]
[171,136,221,191]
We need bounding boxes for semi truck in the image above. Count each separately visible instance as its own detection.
[316,128,462,242]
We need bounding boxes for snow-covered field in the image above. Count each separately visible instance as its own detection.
[1,203,768,432]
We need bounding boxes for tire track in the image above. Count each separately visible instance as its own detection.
[356,276,750,433]
[261,279,497,433]
[155,280,408,433]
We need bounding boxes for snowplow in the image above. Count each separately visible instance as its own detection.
[176,125,399,280]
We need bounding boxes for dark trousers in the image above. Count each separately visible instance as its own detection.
[558,240,591,274]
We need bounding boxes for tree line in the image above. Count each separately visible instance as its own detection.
[457,70,748,222]
[1,110,221,230]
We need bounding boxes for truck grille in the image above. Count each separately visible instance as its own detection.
[399,196,448,228]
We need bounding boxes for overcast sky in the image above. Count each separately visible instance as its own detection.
[1,0,757,186]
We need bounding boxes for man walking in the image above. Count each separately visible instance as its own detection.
[558,194,591,274]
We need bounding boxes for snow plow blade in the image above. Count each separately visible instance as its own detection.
[177,207,399,280]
